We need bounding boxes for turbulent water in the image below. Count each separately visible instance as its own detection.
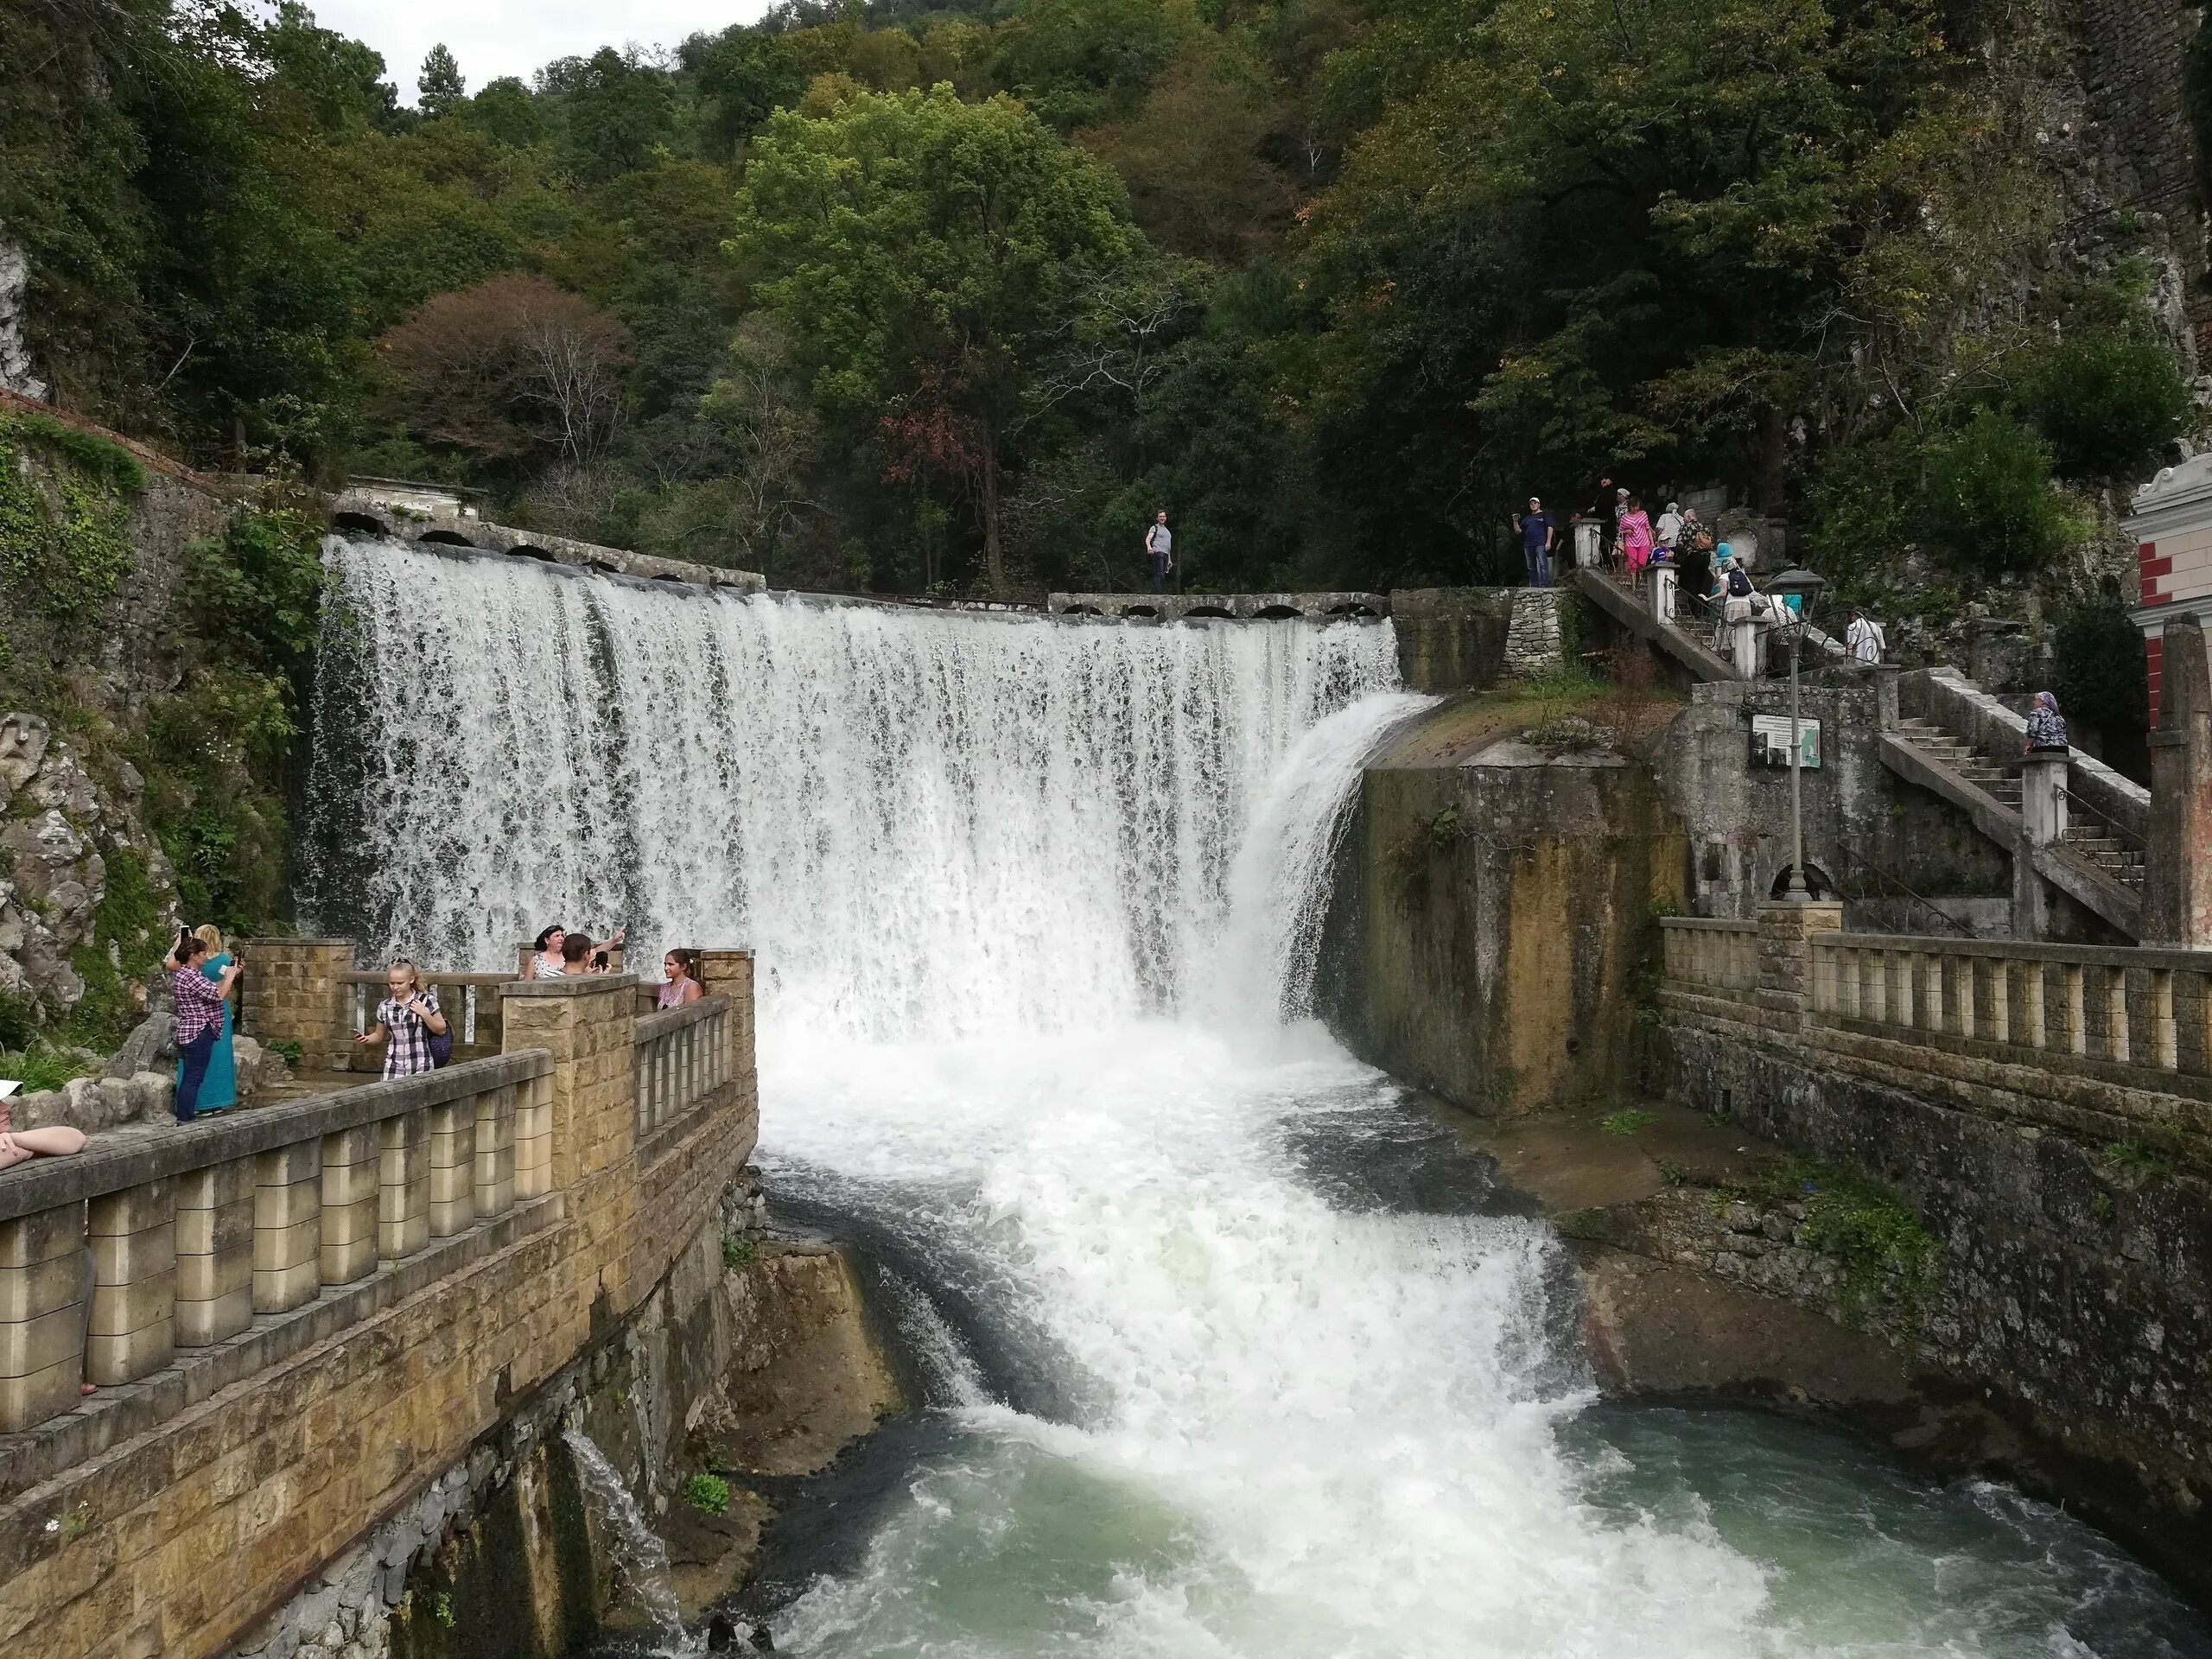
[311,540,2211,1659]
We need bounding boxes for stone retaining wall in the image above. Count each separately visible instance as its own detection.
[0,967,760,1659]
[1660,903,2212,1599]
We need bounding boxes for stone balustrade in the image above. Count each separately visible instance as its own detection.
[1659,917,1759,997]
[1660,904,2212,1166]
[1809,933,2212,1078]
[0,947,761,1659]
[634,996,732,1144]
[340,970,513,1070]
[0,1052,552,1434]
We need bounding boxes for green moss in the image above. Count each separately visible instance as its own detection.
[0,412,140,662]
[1600,1108,1656,1136]
[2103,1140,2175,1182]
[721,1233,758,1270]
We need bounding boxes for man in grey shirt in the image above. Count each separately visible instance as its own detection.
[1145,511,1173,593]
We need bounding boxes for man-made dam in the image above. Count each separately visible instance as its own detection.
[8,531,2212,1657]
[296,538,2207,1654]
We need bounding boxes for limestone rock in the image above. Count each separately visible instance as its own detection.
[29,753,101,823]
[104,1011,173,1079]
[0,713,49,789]
[126,1070,175,1122]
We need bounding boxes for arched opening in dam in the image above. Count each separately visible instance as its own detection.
[302,537,2212,1659]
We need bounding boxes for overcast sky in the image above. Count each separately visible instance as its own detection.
[310,0,766,101]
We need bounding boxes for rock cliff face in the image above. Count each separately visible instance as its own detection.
[0,709,179,1023]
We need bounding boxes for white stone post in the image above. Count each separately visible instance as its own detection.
[1729,618,1759,679]
[2021,753,2069,849]
[1652,564,1677,624]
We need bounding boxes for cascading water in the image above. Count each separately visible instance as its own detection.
[313,541,2211,1659]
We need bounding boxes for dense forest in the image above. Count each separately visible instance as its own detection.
[0,0,2199,602]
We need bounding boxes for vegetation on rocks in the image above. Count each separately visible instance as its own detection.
[1716,1154,1938,1320]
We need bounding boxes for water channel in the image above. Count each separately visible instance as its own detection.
[309,540,2212,1658]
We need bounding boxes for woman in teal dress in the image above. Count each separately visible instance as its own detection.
[177,924,238,1113]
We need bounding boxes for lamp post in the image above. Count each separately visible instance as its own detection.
[1765,566,1828,901]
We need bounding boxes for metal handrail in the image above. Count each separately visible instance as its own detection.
[2060,784,2146,852]
[1829,841,1975,937]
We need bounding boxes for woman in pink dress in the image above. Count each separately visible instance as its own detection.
[1618,495,1654,590]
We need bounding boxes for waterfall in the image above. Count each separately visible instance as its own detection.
[561,1428,691,1654]
[314,542,2202,1659]
[304,539,1407,1035]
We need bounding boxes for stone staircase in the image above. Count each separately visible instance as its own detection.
[1892,715,2145,894]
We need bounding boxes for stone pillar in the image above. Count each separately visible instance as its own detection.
[175,1159,253,1345]
[698,949,756,1092]
[378,1109,430,1260]
[238,939,353,1075]
[2147,615,2212,946]
[252,1143,321,1313]
[2012,752,2070,941]
[1756,899,1844,1028]
[427,1097,476,1237]
[1870,663,1900,732]
[474,1082,517,1218]
[86,1179,175,1386]
[502,974,639,1307]
[1652,564,1678,625]
[1729,618,1759,679]
[0,1202,87,1430]
[319,1126,379,1285]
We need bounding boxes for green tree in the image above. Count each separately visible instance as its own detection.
[418,44,467,118]
[729,84,1142,593]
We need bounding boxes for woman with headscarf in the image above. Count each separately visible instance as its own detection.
[2025,691,2069,753]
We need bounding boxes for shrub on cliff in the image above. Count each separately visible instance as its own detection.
[1923,411,2082,575]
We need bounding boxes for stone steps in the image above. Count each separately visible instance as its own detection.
[1898,715,2145,893]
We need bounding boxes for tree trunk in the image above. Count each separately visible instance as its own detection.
[1757,404,1788,517]
[981,442,1006,597]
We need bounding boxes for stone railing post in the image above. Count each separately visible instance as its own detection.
[1729,617,1759,679]
[1756,900,1843,1027]
[1651,563,1678,625]
[2022,753,2069,849]
[697,949,755,1085]
[2148,614,2212,946]
[238,939,353,1075]
[501,975,639,1299]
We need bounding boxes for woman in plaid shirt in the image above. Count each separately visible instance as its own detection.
[354,961,448,1079]
[166,931,242,1123]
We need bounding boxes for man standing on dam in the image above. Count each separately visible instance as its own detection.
[1146,510,1174,593]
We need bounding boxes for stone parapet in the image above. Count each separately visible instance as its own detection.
[0,946,761,1659]
[239,940,355,1075]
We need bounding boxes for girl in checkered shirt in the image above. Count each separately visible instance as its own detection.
[353,961,450,1079]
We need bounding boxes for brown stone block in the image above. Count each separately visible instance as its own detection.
[321,1230,377,1287]
[90,1221,175,1288]
[174,1190,251,1261]
[0,1349,81,1431]
[0,1248,83,1324]
[87,1180,174,1237]
[86,1312,173,1384]
[90,1266,175,1338]
[175,1284,251,1347]
[0,1291,87,1376]
[253,1242,320,1315]
[0,1202,88,1271]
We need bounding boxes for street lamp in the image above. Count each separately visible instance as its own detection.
[1765,566,1828,902]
